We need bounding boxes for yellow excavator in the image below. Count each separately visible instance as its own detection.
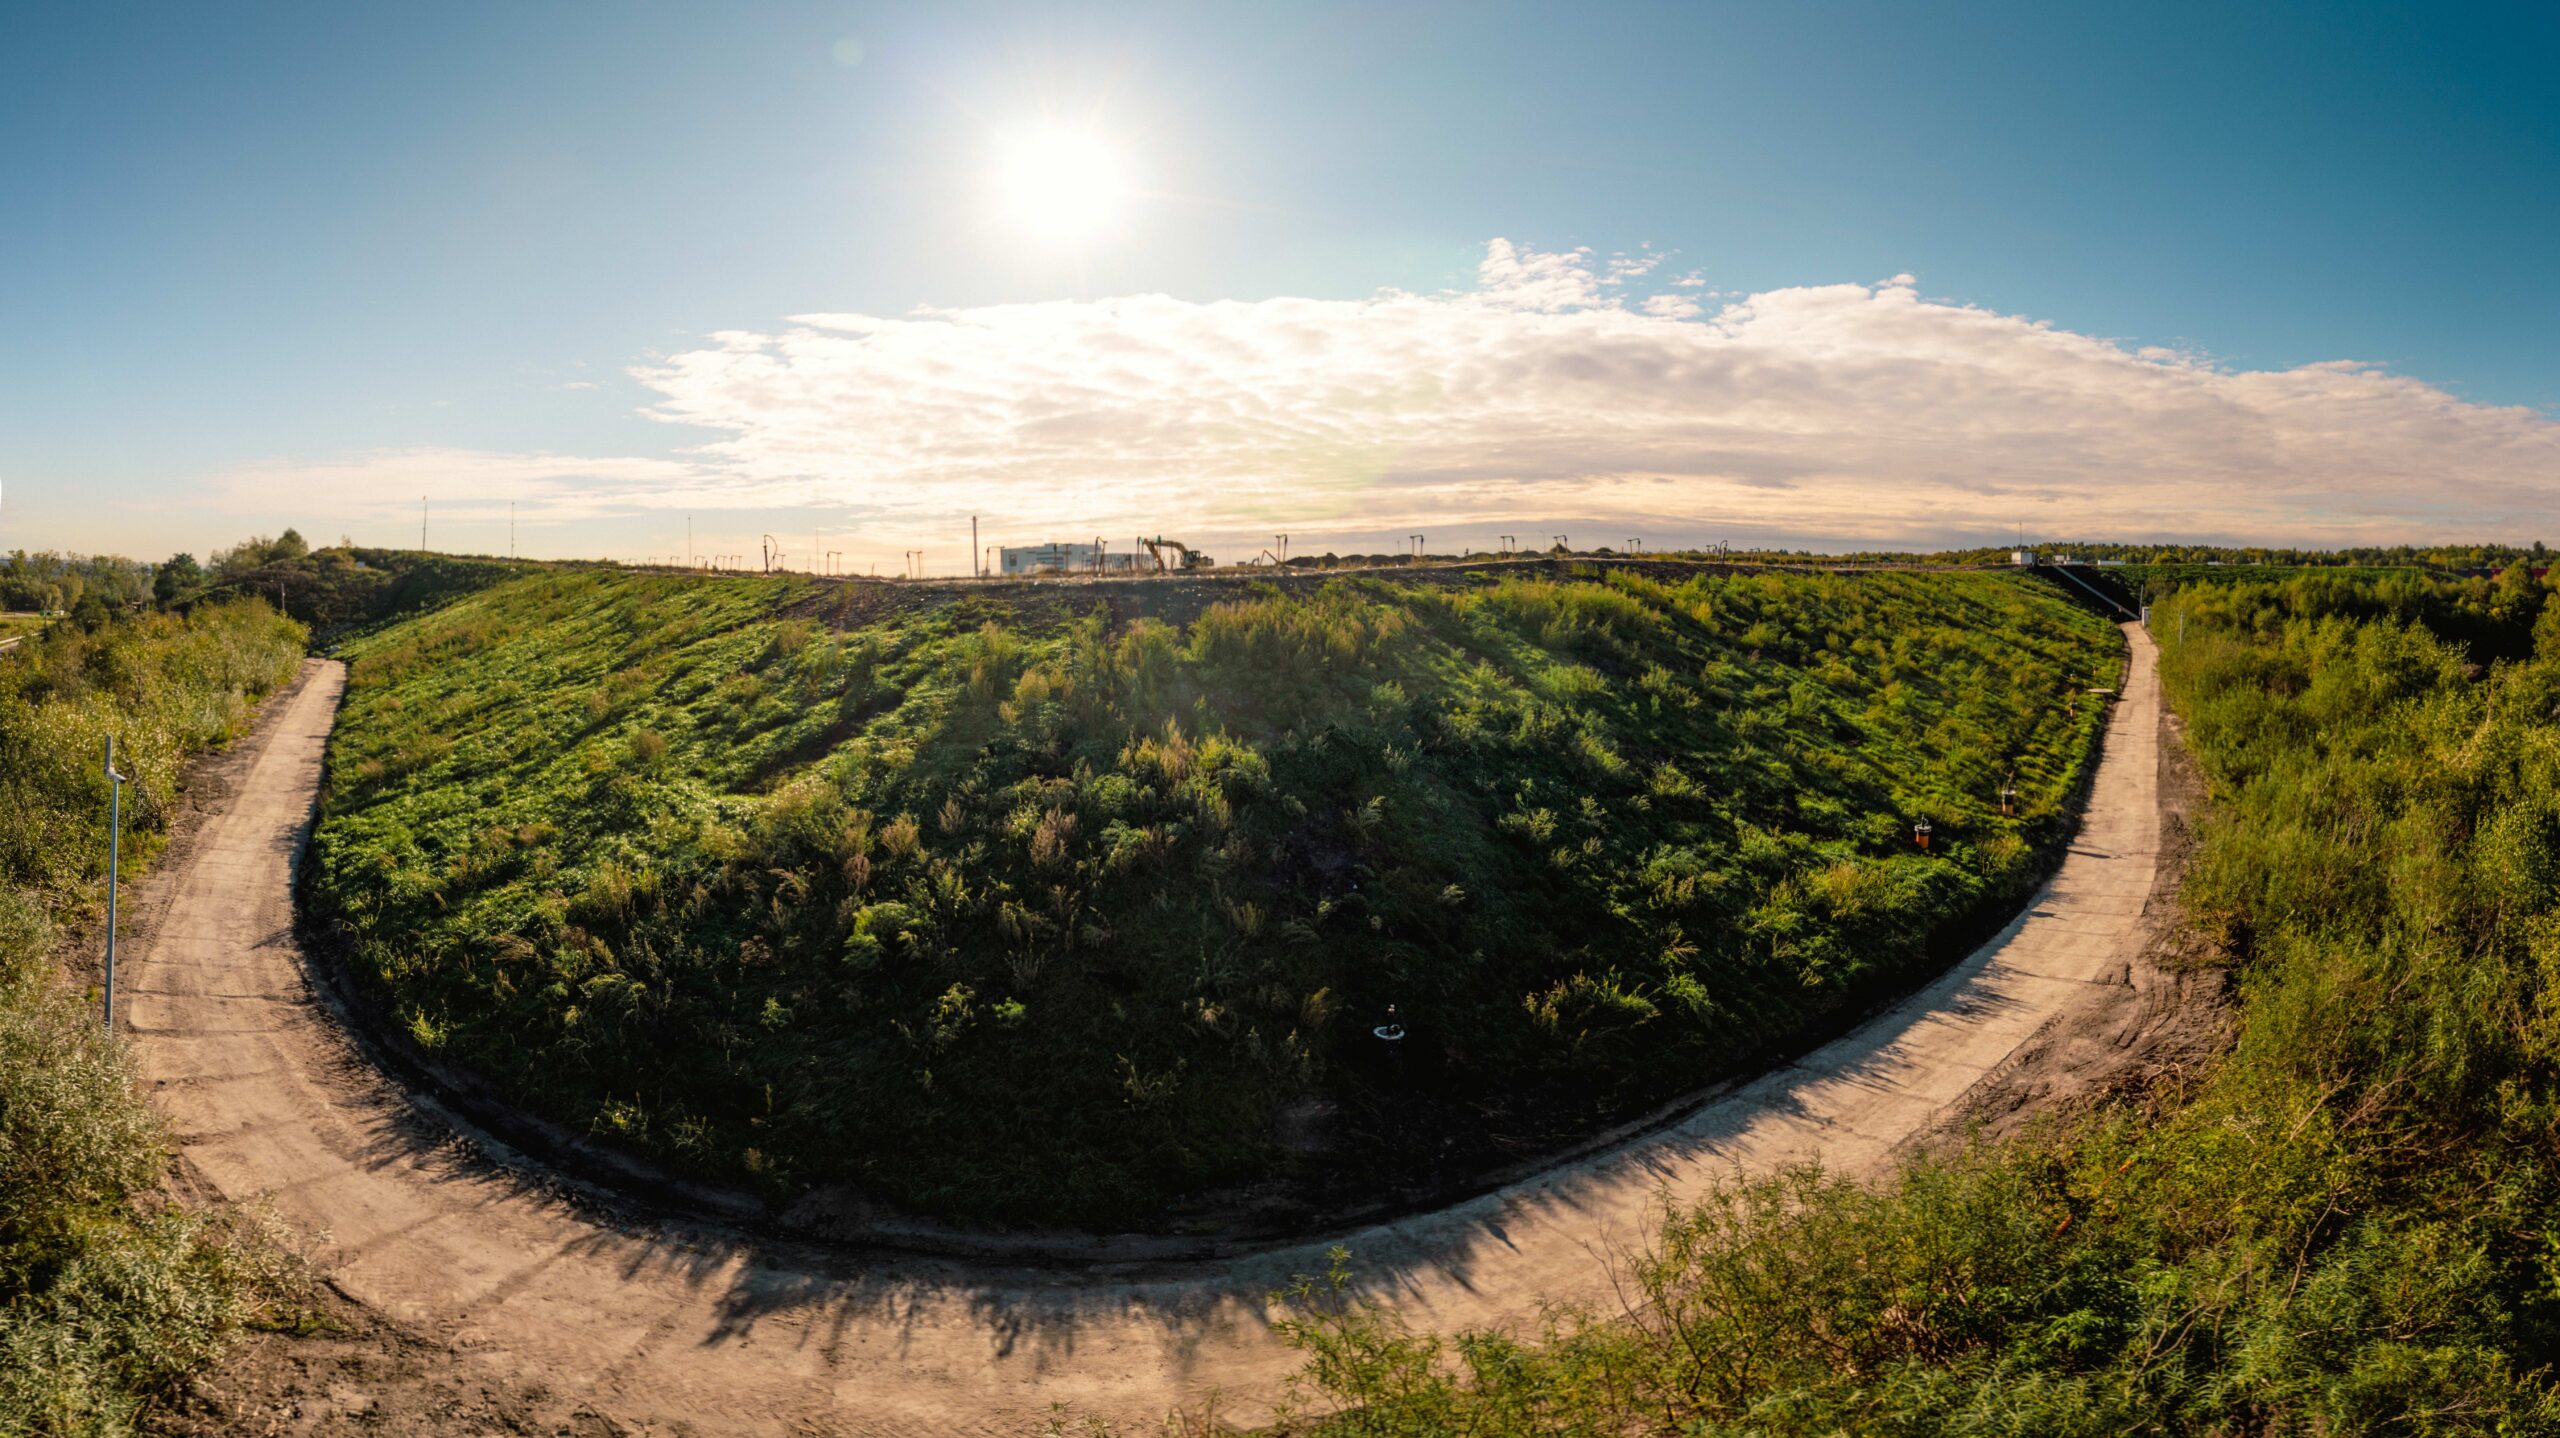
[1139,536,1214,573]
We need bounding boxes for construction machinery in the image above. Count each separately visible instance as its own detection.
[1139,536,1214,573]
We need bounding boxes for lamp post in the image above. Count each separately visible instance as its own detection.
[103,736,126,1035]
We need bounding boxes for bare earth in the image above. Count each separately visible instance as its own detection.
[138,622,2169,1436]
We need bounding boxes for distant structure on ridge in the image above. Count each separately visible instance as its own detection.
[998,538,1215,576]
[1001,541,1146,577]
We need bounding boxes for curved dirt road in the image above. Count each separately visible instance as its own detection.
[132,623,2159,1435]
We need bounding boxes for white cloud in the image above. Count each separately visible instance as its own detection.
[1602,250,1664,286]
[216,242,2560,557]
[625,242,2560,549]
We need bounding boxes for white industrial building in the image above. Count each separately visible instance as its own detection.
[999,542,1148,577]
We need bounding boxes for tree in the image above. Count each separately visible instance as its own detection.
[2492,560,2540,624]
[154,552,204,606]
[0,575,54,613]
[271,528,309,563]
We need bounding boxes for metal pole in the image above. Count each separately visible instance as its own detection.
[104,736,124,1035]
[973,516,980,578]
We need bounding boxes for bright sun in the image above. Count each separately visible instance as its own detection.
[990,124,1134,246]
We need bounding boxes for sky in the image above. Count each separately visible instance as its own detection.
[3,0,2555,572]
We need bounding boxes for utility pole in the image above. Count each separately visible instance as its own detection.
[102,737,125,1035]
[511,501,517,561]
[420,496,428,552]
[973,516,980,578]
[1500,534,1515,554]
[1276,533,1288,565]
[687,515,693,569]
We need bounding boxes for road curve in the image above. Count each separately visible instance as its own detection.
[132,623,2159,1435]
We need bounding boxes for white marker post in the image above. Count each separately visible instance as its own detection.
[103,735,127,1035]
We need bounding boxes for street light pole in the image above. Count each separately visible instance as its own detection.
[103,736,126,1035]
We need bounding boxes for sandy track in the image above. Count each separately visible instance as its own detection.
[132,623,2159,1435]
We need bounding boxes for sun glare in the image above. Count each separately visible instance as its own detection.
[990,124,1134,246]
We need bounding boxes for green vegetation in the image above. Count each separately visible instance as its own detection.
[0,551,151,630]
[314,565,2114,1226]
[183,544,520,638]
[1245,567,2560,1434]
[0,601,308,1434]
[1946,539,2555,571]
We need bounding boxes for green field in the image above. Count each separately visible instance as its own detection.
[312,564,2118,1226]
[1250,564,2560,1435]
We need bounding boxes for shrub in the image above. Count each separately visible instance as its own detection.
[0,601,305,1431]
[313,568,2113,1226]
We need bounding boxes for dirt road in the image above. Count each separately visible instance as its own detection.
[132,623,2160,1435]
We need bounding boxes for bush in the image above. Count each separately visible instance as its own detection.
[1229,569,2560,1435]
[313,568,2115,1226]
[0,600,306,1433]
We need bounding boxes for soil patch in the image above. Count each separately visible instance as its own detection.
[1933,704,2232,1142]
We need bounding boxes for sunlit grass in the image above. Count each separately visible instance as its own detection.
[314,567,2117,1226]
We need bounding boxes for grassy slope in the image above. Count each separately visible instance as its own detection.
[1252,567,2560,1435]
[314,565,2117,1226]
[0,602,307,1434]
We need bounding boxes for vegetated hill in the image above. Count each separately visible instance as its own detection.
[310,564,2119,1227]
[0,601,308,1426]
[1241,567,2560,1435]
[189,545,528,638]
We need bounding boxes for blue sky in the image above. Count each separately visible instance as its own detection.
[4,1,2555,567]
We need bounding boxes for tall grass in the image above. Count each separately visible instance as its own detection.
[0,601,306,1435]
[1234,568,2560,1435]
[314,569,2115,1226]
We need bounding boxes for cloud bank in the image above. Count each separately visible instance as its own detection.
[221,241,2560,555]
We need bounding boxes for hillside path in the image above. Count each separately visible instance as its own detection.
[132,622,2160,1435]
